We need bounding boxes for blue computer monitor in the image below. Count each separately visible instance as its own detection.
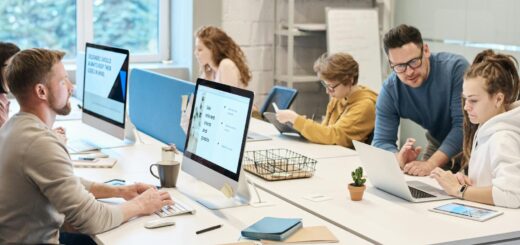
[182,78,253,209]
[82,43,129,140]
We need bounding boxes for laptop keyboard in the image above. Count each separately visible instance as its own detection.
[155,199,196,218]
[408,186,435,199]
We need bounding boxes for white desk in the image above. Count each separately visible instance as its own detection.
[246,155,520,244]
[73,139,369,245]
[247,119,357,159]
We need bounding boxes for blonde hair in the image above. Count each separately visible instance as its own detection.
[5,48,65,100]
[195,26,251,87]
[313,52,359,86]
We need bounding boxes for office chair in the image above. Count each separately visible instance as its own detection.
[259,86,298,118]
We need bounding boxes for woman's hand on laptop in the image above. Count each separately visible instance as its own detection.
[430,167,461,196]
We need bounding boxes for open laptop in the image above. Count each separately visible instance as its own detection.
[263,112,301,136]
[353,141,454,203]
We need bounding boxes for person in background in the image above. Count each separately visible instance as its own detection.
[275,52,378,148]
[431,50,520,208]
[194,25,251,89]
[0,42,20,127]
[0,48,174,244]
[372,24,469,176]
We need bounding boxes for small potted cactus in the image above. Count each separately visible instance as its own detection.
[348,167,366,201]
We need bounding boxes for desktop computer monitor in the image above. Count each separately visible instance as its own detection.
[67,43,129,153]
[181,78,253,210]
[82,43,129,139]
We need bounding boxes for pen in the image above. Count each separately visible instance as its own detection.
[195,224,222,235]
[272,102,279,112]
[78,156,96,161]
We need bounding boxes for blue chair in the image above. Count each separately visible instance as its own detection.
[129,69,194,152]
[259,86,298,117]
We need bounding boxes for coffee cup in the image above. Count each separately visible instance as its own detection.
[149,161,180,188]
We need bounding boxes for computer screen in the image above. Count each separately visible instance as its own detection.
[82,43,129,139]
[181,78,253,209]
[260,86,298,115]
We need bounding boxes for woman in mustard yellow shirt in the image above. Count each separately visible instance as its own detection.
[276,52,377,148]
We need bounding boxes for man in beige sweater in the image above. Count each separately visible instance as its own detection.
[0,48,174,244]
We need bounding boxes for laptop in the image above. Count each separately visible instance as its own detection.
[263,112,301,136]
[353,141,454,203]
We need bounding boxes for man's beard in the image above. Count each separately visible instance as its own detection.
[49,93,71,116]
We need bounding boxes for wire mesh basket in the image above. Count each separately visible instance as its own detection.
[242,148,317,181]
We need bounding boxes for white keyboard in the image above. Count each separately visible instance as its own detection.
[67,140,99,153]
[155,200,196,218]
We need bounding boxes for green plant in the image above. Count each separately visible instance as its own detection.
[351,167,366,187]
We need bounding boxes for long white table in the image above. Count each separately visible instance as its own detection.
[244,155,520,245]
[72,139,369,245]
[247,119,357,159]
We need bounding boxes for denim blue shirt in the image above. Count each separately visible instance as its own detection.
[372,52,469,158]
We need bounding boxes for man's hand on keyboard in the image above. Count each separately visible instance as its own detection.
[120,182,157,201]
[133,188,174,216]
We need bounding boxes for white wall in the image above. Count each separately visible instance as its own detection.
[220,0,375,116]
[394,0,520,148]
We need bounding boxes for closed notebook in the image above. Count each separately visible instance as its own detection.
[241,217,302,241]
[72,158,117,168]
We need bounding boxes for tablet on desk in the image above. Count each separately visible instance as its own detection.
[263,112,301,136]
[430,202,503,221]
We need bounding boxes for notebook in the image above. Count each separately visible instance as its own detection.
[241,217,302,241]
[71,157,117,168]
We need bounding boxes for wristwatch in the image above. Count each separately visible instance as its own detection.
[458,184,468,199]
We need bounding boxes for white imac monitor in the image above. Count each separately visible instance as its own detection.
[82,43,129,139]
[182,78,253,210]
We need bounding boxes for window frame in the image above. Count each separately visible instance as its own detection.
[75,0,170,63]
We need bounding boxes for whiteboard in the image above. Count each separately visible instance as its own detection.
[326,8,382,92]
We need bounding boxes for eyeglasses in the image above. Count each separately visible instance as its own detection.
[320,80,342,92]
[389,47,424,73]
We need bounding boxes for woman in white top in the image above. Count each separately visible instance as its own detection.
[432,49,520,208]
[194,26,251,89]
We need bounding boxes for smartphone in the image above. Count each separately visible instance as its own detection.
[430,202,503,221]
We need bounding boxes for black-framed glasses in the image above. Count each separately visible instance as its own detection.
[389,47,424,73]
[320,80,341,91]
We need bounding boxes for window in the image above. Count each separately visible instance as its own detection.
[0,0,169,62]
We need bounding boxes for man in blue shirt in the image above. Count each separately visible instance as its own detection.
[372,24,469,176]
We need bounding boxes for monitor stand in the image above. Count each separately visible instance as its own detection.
[180,169,252,210]
[67,116,136,153]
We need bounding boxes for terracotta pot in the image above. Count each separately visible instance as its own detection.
[348,184,366,201]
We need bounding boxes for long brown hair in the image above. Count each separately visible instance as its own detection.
[195,26,251,87]
[460,49,520,169]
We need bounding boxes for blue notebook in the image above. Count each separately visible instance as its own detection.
[241,217,302,241]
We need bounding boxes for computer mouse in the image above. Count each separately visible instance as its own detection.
[144,219,176,229]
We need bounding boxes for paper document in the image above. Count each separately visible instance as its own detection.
[262,226,339,244]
